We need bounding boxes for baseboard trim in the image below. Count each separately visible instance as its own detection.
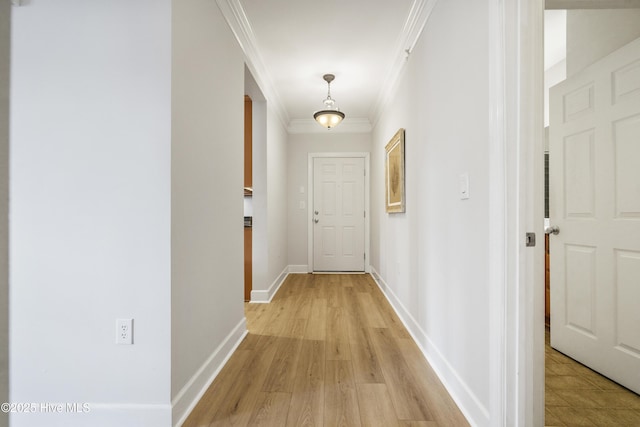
[288,265,308,273]
[250,265,289,303]
[172,317,248,427]
[369,267,488,427]
[10,403,172,427]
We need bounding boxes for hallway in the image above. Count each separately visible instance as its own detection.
[183,274,469,426]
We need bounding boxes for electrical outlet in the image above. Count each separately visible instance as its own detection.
[116,318,133,345]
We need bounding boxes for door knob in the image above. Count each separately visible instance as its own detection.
[545,225,560,235]
[314,218,319,224]
[315,210,319,215]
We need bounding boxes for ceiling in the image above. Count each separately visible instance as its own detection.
[224,0,637,132]
[220,0,429,132]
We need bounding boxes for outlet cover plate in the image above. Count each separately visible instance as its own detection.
[116,318,133,345]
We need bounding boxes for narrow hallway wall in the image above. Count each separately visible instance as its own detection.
[171,0,246,423]
[370,0,491,424]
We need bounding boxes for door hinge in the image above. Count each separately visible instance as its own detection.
[364,211,366,218]
[364,253,366,260]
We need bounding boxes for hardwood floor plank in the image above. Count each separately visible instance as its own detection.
[247,392,292,427]
[396,338,470,426]
[370,328,434,421]
[304,298,327,340]
[356,383,400,427]
[398,421,439,427]
[342,286,368,328]
[325,360,362,427]
[208,335,279,426]
[355,273,379,293]
[181,349,253,427]
[311,274,329,300]
[262,337,303,393]
[291,291,312,320]
[358,292,387,328]
[261,299,289,336]
[370,287,411,339]
[326,306,351,360]
[327,275,342,308]
[285,340,325,427]
[183,274,470,427]
[245,303,271,335]
[349,325,385,383]
[340,286,386,383]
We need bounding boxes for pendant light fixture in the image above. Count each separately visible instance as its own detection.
[313,74,345,129]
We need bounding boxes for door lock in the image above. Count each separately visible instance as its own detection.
[526,232,536,247]
[314,218,319,224]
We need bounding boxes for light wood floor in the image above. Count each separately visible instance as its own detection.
[183,273,469,427]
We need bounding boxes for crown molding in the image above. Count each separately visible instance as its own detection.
[369,0,439,129]
[219,0,438,133]
[216,0,290,129]
[288,118,372,134]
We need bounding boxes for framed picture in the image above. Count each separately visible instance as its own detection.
[385,128,405,213]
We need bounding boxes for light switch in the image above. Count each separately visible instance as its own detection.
[299,201,305,209]
[459,173,470,200]
[299,186,305,194]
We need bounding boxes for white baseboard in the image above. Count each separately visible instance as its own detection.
[10,403,171,427]
[250,265,289,303]
[369,267,489,427]
[288,265,308,273]
[172,317,248,427]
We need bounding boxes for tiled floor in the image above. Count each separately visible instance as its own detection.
[545,329,640,426]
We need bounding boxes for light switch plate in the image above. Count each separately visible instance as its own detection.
[459,173,470,200]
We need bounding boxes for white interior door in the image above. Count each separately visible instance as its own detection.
[313,157,365,272]
[549,37,640,393]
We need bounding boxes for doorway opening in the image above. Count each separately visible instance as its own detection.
[543,7,640,424]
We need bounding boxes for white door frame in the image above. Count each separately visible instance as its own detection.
[307,152,370,273]
[489,0,544,425]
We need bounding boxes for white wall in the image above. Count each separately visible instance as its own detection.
[0,3,9,427]
[567,9,640,76]
[370,0,491,424]
[544,59,566,128]
[246,72,289,302]
[171,0,247,424]
[10,1,172,426]
[250,100,269,299]
[287,133,371,267]
[265,112,289,286]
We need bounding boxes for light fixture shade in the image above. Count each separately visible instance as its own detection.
[313,73,345,129]
[314,109,345,129]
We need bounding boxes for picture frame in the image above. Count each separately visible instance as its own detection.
[385,128,405,213]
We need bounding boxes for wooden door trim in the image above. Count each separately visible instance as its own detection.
[307,152,370,274]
